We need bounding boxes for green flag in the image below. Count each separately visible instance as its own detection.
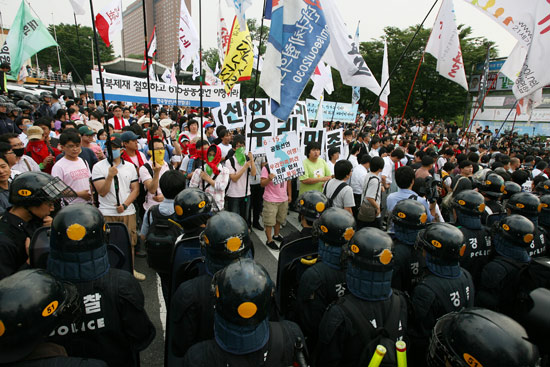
[6,1,58,78]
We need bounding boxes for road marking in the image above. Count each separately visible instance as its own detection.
[250,211,302,261]
[156,274,167,339]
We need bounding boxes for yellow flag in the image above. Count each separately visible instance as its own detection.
[219,16,253,94]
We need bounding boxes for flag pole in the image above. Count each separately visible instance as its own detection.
[360,0,440,133]
[72,13,88,95]
[88,0,120,207]
[141,0,156,167]
[199,0,205,187]
[175,49,181,127]
[243,0,268,221]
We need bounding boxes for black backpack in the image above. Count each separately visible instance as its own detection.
[145,205,183,274]
[323,180,348,207]
[339,293,404,366]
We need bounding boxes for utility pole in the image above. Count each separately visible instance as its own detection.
[51,13,63,75]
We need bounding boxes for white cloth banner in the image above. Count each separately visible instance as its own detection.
[380,40,390,118]
[178,0,200,70]
[426,0,468,90]
[95,0,123,48]
[92,71,239,107]
[305,99,359,123]
[264,131,305,185]
[192,53,200,80]
[321,0,381,95]
[462,0,549,100]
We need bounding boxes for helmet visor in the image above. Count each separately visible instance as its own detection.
[40,177,77,203]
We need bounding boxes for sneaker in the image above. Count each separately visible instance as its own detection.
[133,270,146,281]
[273,234,284,242]
[135,249,147,258]
[266,240,279,250]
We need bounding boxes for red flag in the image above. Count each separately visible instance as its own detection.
[141,26,157,71]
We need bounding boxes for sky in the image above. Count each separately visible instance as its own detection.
[0,0,517,59]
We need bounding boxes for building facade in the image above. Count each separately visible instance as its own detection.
[122,0,191,67]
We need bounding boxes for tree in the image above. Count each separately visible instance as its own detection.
[36,24,115,84]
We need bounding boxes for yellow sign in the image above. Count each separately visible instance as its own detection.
[219,17,253,94]
[42,300,58,317]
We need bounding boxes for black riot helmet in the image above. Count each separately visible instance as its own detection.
[539,194,550,227]
[347,227,394,272]
[0,269,80,364]
[506,192,542,217]
[391,199,428,229]
[416,223,466,262]
[9,172,76,208]
[15,99,32,110]
[50,204,108,252]
[314,207,356,246]
[213,258,274,327]
[200,211,251,262]
[453,190,486,217]
[495,215,535,248]
[427,308,540,367]
[297,190,330,223]
[173,187,213,224]
[23,94,39,106]
[535,179,550,196]
[479,172,505,199]
[502,181,522,200]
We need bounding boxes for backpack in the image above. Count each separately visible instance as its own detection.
[323,180,348,207]
[441,175,469,212]
[145,205,183,274]
[339,293,403,367]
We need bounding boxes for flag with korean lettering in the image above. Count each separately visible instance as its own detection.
[245,98,276,155]
[321,0,381,95]
[94,0,123,48]
[351,21,361,105]
[6,1,58,78]
[219,17,254,94]
[179,0,199,70]
[260,0,330,122]
[462,0,550,101]
[426,0,468,90]
[217,1,230,63]
[265,131,305,184]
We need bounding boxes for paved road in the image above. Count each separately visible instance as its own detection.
[137,211,303,366]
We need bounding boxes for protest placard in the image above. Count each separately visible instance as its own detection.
[305,99,359,123]
[326,129,343,156]
[264,131,304,185]
[213,100,246,130]
[245,113,276,155]
[300,127,326,160]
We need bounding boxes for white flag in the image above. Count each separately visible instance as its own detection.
[226,0,252,32]
[179,0,199,70]
[69,0,86,15]
[192,53,200,80]
[380,40,390,119]
[170,63,177,85]
[161,67,172,84]
[316,96,324,123]
[252,43,264,72]
[462,0,550,101]
[148,66,157,82]
[311,62,334,100]
[351,21,361,105]
[426,0,468,90]
[203,61,222,86]
[17,65,28,84]
[214,61,221,75]
[95,0,123,48]
[217,1,230,63]
[321,0,381,96]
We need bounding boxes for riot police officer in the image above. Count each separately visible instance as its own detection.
[316,228,408,367]
[183,258,305,366]
[502,180,521,209]
[171,211,253,357]
[281,191,330,247]
[534,178,550,196]
[0,269,107,366]
[452,190,492,285]
[478,172,505,225]
[296,207,355,349]
[477,215,535,315]
[539,194,550,235]
[0,172,75,279]
[505,192,546,257]
[390,199,428,293]
[427,308,540,367]
[173,187,214,238]
[409,223,474,365]
[46,204,156,367]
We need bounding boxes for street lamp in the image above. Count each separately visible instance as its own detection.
[88,36,95,69]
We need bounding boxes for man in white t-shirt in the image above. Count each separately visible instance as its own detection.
[349,155,371,215]
[91,137,144,280]
[107,105,128,132]
[381,149,405,194]
[218,128,233,159]
[323,160,355,214]
[51,131,92,204]
[225,135,256,223]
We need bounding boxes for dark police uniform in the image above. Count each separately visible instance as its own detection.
[457,226,492,285]
[183,321,303,367]
[480,200,503,225]
[527,227,546,258]
[391,237,425,294]
[5,343,108,367]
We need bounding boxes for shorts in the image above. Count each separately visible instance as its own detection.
[104,214,137,246]
[262,200,288,227]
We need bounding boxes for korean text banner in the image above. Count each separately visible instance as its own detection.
[92,71,240,107]
[305,99,358,123]
[264,131,305,185]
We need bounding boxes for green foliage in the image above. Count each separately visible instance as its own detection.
[126,54,143,60]
[36,23,115,84]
